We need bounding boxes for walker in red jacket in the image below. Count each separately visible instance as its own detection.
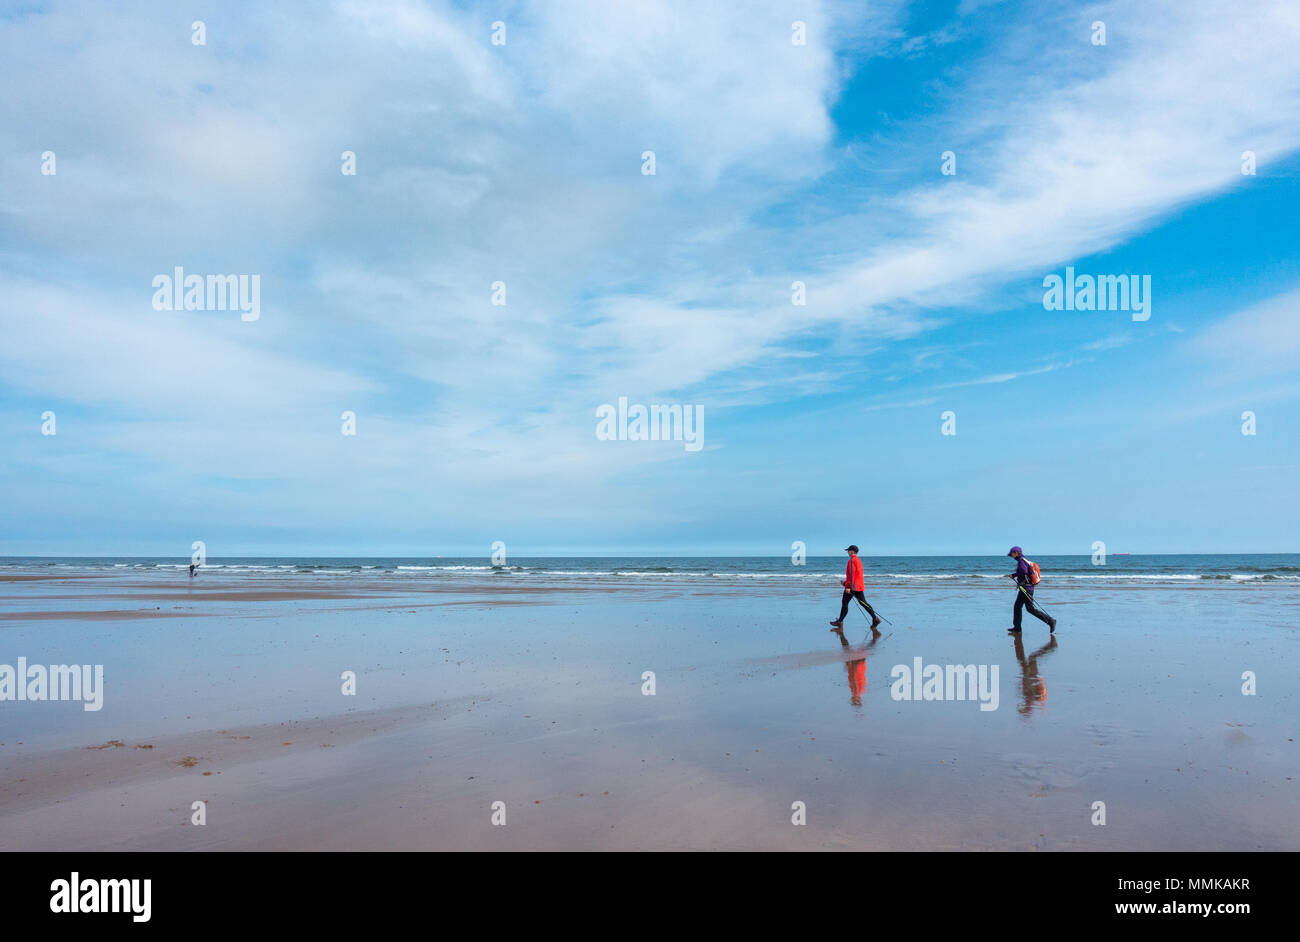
[829,545,882,632]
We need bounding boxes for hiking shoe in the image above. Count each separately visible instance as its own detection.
[829,620,844,628]
[1007,627,1022,633]
[1048,617,1057,632]
[870,617,882,630]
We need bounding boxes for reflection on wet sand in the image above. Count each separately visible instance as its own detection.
[1012,634,1057,717]
[831,625,882,707]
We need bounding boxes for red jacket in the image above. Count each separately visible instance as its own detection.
[844,555,864,591]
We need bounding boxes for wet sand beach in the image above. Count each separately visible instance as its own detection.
[1,564,1296,850]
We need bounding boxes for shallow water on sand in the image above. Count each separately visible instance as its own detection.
[0,569,1295,849]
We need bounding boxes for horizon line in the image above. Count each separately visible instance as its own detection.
[3,552,1297,560]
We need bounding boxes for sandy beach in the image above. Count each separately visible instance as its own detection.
[1,561,1295,851]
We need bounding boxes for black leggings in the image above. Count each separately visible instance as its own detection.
[1013,586,1052,628]
[839,590,878,622]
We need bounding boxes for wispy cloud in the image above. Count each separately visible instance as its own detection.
[1187,285,1300,376]
[931,360,1080,390]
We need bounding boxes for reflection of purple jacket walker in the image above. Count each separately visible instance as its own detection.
[1013,634,1055,716]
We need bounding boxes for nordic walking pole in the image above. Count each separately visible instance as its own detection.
[856,595,892,626]
[1008,579,1050,618]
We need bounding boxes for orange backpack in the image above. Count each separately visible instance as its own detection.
[1024,558,1041,585]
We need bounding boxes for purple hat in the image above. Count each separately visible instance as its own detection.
[1007,546,1022,556]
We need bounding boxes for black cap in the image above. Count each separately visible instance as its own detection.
[844,545,859,553]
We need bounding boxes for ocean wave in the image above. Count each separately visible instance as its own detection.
[4,558,1300,586]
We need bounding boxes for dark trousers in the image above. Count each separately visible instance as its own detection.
[1013,586,1052,628]
[838,590,878,622]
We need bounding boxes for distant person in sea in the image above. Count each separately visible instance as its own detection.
[188,562,198,578]
[1006,546,1055,633]
[830,545,882,631]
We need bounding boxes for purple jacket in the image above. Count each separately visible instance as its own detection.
[1012,556,1033,587]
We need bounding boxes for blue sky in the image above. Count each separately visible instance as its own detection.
[2,0,1299,556]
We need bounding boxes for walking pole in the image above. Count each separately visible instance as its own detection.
[856,595,893,626]
[1008,579,1050,618]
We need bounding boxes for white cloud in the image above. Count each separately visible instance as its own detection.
[0,279,375,413]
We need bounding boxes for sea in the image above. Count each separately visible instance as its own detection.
[2,554,1298,588]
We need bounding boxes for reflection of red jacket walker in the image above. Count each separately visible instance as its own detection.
[844,555,864,591]
[847,658,866,705]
